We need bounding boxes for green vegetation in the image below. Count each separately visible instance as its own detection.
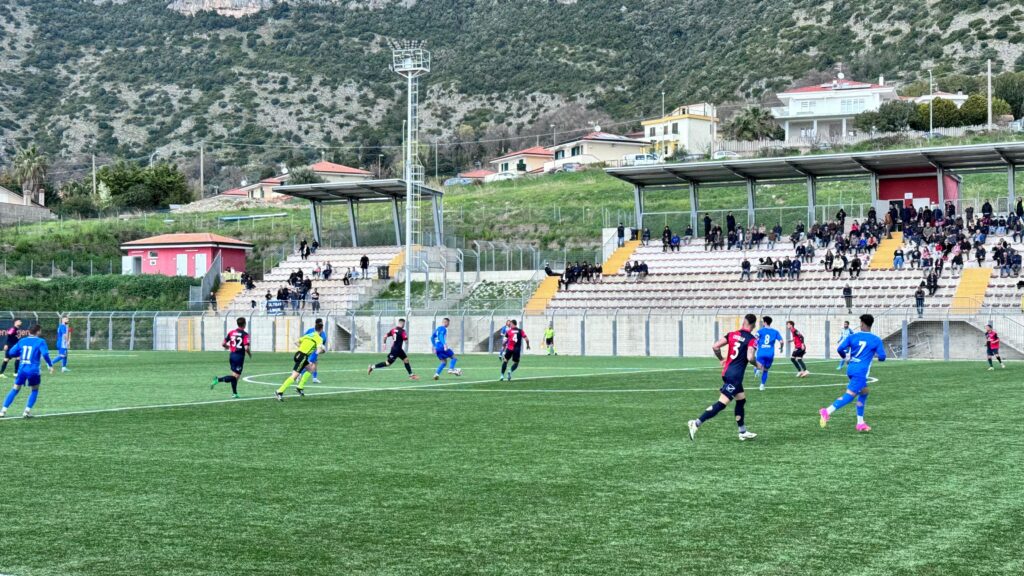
[0,275,197,311]
[1,352,1022,575]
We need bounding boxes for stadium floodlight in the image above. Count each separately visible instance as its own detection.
[391,40,431,318]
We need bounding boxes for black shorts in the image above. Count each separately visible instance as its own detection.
[229,352,246,375]
[545,338,554,346]
[987,346,1000,356]
[503,348,521,363]
[792,348,806,358]
[387,348,408,363]
[292,351,310,373]
[719,377,744,400]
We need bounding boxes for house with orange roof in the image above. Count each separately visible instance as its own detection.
[457,168,496,182]
[488,146,553,174]
[309,161,373,182]
[772,74,899,142]
[120,233,254,277]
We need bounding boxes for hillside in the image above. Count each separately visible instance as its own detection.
[1,0,1022,180]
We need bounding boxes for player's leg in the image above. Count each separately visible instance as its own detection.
[509,351,522,376]
[820,383,860,427]
[24,381,40,417]
[447,351,459,374]
[855,386,870,432]
[402,358,416,379]
[59,348,69,371]
[758,356,772,390]
[688,390,733,440]
[987,350,994,369]
[0,349,9,377]
[295,369,311,396]
[308,353,320,383]
[790,354,802,375]
[0,383,21,417]
[500,350,510,380]
[997,351,1004,367]
[734,392,756,440]
[434,351,447,380]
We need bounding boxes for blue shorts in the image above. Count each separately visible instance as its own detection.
[14,372,41,387]
[756,354,774,370]
[308,352,319,363]
[435,348,455,361]
[58,348,68,357]
[846,373,870,394]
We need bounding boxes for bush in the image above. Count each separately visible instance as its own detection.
[0,275,199,311]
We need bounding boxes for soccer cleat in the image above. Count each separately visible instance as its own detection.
[759,383,765,391]
[836,364,843,370]
[275,392,284,402]
[210,377,219,390]
[1001,363,1006,369]
[409,374,420,381]
[22,409,31,419]
[61,367,70,373]
[433,374,440,381]
[0,408,6,418]
[450,369,462,376]
[505,372,513,382]
[856,422,872,433]
[738,431,757,441]
[312,377,322,384]
[752,369,760,378]
[0,374,7,379]
[687,419,699,441]
[988,366,994,371]
[498,374,505,381]
[819,408,830,428]
[296,388,305,397]
[367,364,374,375]
[232,393,240,399]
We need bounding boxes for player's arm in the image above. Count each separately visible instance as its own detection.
[875,340,886,362]
[6,341,21,359]
[222,335,230,350]
[747,342,763,371]
[836,336,851,358]
[41,343,53,373]
[711,337,728,361]
[245,335,253,359]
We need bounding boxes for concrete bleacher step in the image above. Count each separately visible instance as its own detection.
[525,276,560,314]
[216,281,244,310]
[952,268,992,314]
[603,240,640,275]
[868,232,902,270]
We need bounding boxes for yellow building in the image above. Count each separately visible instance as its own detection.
[489,146,554,174]
[641,103,718,157]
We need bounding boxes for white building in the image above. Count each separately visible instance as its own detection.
[544,130,647,171]
[772,75,899,142]
[641,103,718,157]
[914,91,970,109]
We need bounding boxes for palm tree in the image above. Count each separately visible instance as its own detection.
[13,145,48,203]
[725,107,784,141]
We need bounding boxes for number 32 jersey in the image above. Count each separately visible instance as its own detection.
[721,329,755,382]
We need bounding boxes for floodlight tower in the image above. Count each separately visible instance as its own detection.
[391,41,430,318]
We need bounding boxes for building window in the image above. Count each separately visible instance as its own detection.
[649,127,656,137]
[148,251,158,258]
[570,145,583,157]
[554,150,565,160]
[800,101,816,111]
[672,123,679,135]
[840,98,866,114]
[501,162,509,172]
[516,159,527,172]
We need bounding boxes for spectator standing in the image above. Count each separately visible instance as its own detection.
[842,284,853,313]
[982,199,993,219]
[311,289,320,312]
[617,222,626,247]
[703,213,712,239]
[662,225,672,252]
[360,254,370,280]
[209,290,218,312]
[726,212,736,234]
[915,284,926,318]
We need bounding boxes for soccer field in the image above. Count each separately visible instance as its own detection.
[1,351,1021,576]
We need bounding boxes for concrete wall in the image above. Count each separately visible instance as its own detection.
[0,202,55,225]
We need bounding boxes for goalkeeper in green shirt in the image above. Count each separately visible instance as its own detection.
[544,324,556,356]
[275,331,324,401]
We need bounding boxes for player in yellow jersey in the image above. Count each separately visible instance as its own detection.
[275,330,324,401]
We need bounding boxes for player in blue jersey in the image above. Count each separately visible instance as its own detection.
[751,316,784,391]
[836,320,854,370]
[304,319,327,384]
[498,319,512,359]
[54,316,71,373]
[431,317,461,381]
[819,314,886,433]
[0,325,54,418]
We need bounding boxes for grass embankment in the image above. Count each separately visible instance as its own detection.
[0,275,198,311]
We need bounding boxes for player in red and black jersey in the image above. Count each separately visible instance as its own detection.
[688,313,762,441]
[499,319,530,381]
[211,317,251,398]
[787,320,810,377]
[985,323,1005,370]
[367,318,419,380]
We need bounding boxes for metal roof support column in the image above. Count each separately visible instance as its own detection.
[746,179,756,228]
[633,185,644,230]
[936,169,946,206]
[431,193,443,247]
[347,199,359,247]
[688,182,699,232]
[869,171,879,207]
[1009,163,1017,210]
[308,201,321,245]
[391,198,403,247]
[806,175,817,228]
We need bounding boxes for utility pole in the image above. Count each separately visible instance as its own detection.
[199,141,205,197]
[91,154,97,197]
[928,69,934,135]
[987,59,993,130]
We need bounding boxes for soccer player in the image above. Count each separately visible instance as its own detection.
[985,324,1005,370]
[0,325,54,418]
[819,314,886,432]
[304,318,328,383]
[211,317,251,398]
[499,319,530,381]
[836,320,854,370]
[751,316,784,391]
[275,328,324,401]
[688,313,760,441]
[498,319,512,359]
[544,323,557,355]
[367,318,418,380]
[787,320,809,377]
[0,319,23,378]
[54,316,71,373]
[430,317,460,380]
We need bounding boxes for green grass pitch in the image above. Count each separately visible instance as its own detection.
[1,350,1022,576]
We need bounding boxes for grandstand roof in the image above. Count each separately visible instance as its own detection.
[605,142,1024,188]
[271,179,442,203]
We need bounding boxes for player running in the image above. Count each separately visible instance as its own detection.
[0,325,54,418]
[985,323,1005,370]
[819,314,886,432]
[499,319,530,381]
[688,313,761,441]
[751,316,784,391]
[0,319,23,378]
[544,323,557,355]
[787,320,809,377]
[368,318,418,380]
[54,316,71,373]
[836,320,854,370]
[211,317,251,398]
[304,319,328,383]
[276,328,324,400]
[430,318,461,380]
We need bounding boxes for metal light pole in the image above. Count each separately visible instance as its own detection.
[928,69,934,135]
[391,42,430,319]
[987,59,993,130]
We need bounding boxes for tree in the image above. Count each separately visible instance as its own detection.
[959,94,1013,125]
[914,98,960,130]
[12,146,48,202]
[993,72,1024,118]
[724,107,784,141]
[143,162,192,206]
[854,100,917,133]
